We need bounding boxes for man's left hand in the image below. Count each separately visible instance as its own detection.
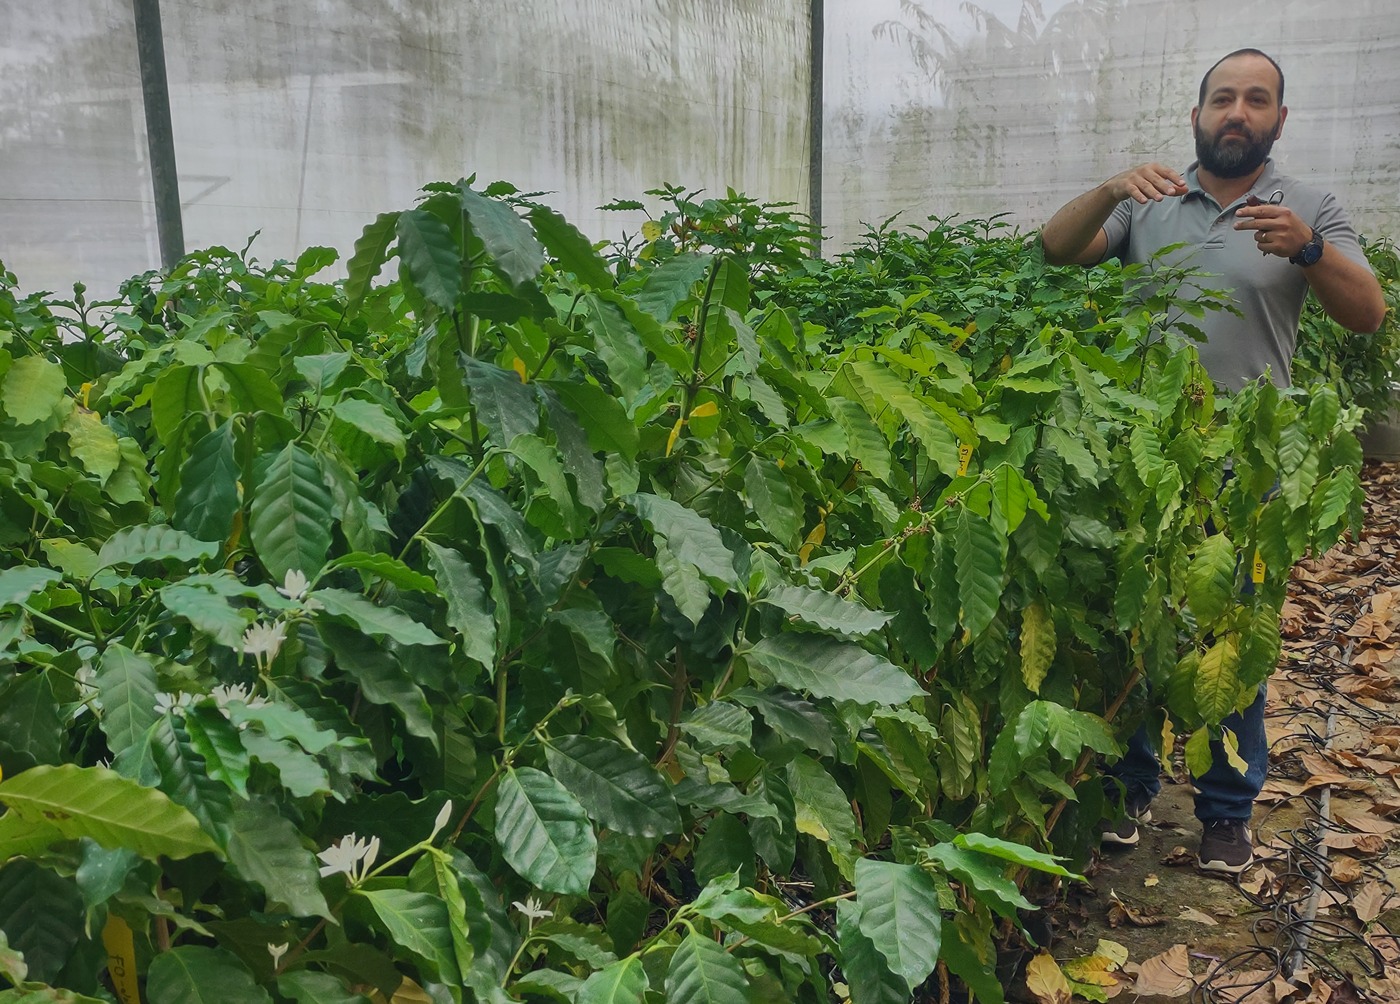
[1233,204,1311,258]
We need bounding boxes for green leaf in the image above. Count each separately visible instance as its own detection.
[924,843,1033,919]
[94,645,159,759]
[854,859,941,991]
[423,542,497,667]
[0,671,62,767]
[576,956,649,1004]
[149,715,233,848]
[989,464,1043,535]
[277,971,372,1004]
[628,493,739,589]
[182,705,250,797]
[460,354,539,449]
[322,552,438,594]
[1186,534,1237,628]
[62,407,120,481]
[332,399,406,458]
[952,508,1003,638]
[494,766,597,895]
[954,832,1081,879]
[745,456,802,546]
[762,584,892,636]
[528,204,612,289]
[460,185,545,288]
[544,379,639,461]
[0,861,85,985]
[787,755,860,877]
[146,945,271,1004]
[395,209,461,311]
[294,353,351,395]
[835,900,908,1004]
[1019,601,1056,694]
[323,626,436,743]
[635,252,711,323]
[226,798,332,919]
[354,888,459,984]
[657,541,711,626]
[345,211,401,314]
[664,930,748,1004]
[2,356,66,426]
[0,567,60,609]
[314,588,444,648]
[0,764,220,860]
[746,634,922,706]
[1194,635,1242,725]
[543,735,680,838]
[159,581,251,649]
[96,525,217,570]
[173,421,240,543]
[249,443,335,582]
[679,702,753,750]
[1185,726,1213,778]
[240,733,332,798]
[0,928,26,984]
[830,398,895,484]
[583,294,648,402]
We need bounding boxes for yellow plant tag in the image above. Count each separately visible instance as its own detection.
[689,401,719,419]
[102,915,142,1004]
[1252,550,1266,584]
[952,321,975,350]
[956,442,973,477]
[641,220,664,242]
[511,358,529,384]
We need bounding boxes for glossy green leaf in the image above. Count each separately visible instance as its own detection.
[835,900,908,1004]
[495,766,596,895]
[61,406,120,481]
[460,354,539,449]
[543,735,680,838]
[1185,533,1237,628]
[0,568,60,609]
[634,252,711,323]
[277,971,372,1004]
[583,293,648,402]
[663,930,748,1004]
[854,859,941,991]
[0,861,85,986]
[1,356,65,426]
[182,704,251,797]
[355,888,460,984]
[952,508,1003,638]
[94,645,159,759]
[544,379,638,460]
[344,211,401,314]
[528,204,612,289]
[96,525,217,570]
[314,588,443,647]
[744,455,802,545]
[173,420,240,543]
[679,702,753,750]
[0,764,219,860]
[954,832,1081,879]
[249,443,334,582]
[746,634,922,706]
[226,797,331,919]
[628,493,739,589]
[146,945,271,1004]
[1194,634,1242,725]
[332,399,406,458]
[576,956,649,1004]
[395,209,461,311]
[149,715,233,848]
[423,542,497,667]
[762,583,892,636]
[459,184,545,288]
[159,581,250,649]
[324,627,436,742]
[787,755,859,876]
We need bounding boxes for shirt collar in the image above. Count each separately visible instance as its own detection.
[1183,158,1280,208]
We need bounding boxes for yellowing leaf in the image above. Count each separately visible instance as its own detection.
[511,357,529,383]
[1094,940,1128,968]
[665,416,684,457]
[641,220,664,242]
[1185,727,1213,778]
[1220,727,1248,776]
[1019,601,1056,694]
[1025,952,1071,1004]
[1160,717,1176,761]
[689,401,719,419]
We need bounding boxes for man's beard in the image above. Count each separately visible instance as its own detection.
[1194,118,1279,178]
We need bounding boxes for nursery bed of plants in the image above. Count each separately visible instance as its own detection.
[0,181,1395,1003]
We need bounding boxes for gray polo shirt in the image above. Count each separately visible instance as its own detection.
[1098,158,1369,391]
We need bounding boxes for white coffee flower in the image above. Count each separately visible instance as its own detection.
[266,942,289,967]
[511,896,553,924]
[73,664,100,720]
[153,691,195,717]
[277,569,311,602]
[316,833,381,885]
[241,620,288,664]
[429,799,454,842]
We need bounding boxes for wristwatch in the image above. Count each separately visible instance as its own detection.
[1289,228,1324,267]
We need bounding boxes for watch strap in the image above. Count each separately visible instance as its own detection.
[1289,228,1324,267]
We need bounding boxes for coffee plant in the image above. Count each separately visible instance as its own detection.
[0,180,1375,1003]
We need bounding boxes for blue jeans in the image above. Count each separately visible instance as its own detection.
[1111,683,1268,822]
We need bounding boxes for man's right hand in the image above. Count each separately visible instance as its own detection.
[1041,163,1188,265]
[1105,163,1189,204]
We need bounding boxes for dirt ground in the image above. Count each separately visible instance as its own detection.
[1038,462,1400,1004]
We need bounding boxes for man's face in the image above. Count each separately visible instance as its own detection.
[1192,54,1286,178]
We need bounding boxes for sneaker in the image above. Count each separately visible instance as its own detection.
[1197,819,1254,874]
[1100,801,1152,849]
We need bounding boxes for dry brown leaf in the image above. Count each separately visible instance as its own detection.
[1133,945,1195,998]
[1332,808,1398,835]
[1024,952,1071,1004]
[1143,873,1159,888]
[1106,891,1165,928]
[1322,831,1387,855]
[1160,845,1195,867]
[1354,881,1398,923]
[1330,855,1364,884]
[1177,906,1218,926]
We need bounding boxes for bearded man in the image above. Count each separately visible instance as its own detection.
[1040,48,1385,873]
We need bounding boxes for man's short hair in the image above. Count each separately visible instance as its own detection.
[1198,48,1285,107]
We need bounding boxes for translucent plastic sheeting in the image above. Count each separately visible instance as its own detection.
[3,0,811,296]
[824,0,1400,251]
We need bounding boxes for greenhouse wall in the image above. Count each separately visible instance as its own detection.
[825,0,1400,249]
[1,0,812,295]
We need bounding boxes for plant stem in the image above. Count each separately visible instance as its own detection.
[21,605,97,642]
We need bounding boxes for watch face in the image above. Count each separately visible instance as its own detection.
[1301,240,1324,265]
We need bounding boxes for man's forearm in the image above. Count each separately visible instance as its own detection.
[1305,247,1388,333]
[1041,184,1120,265]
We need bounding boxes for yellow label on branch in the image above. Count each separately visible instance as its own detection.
[102,915,141,1004]
[511,357,529,383]
[1252,550,1266,584]
[956,442,973,477]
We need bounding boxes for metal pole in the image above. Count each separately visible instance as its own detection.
[808,0,824,257]
[132,0,185,269]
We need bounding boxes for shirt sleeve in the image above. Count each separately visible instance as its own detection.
[1312,192,1370,269]
[1096,199,1134,264]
